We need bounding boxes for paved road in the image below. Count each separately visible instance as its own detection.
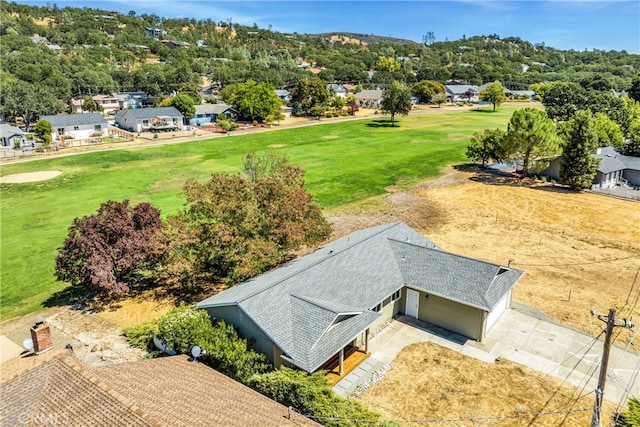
[367,310,639,405]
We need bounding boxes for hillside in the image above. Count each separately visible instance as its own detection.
[0,0,638,110]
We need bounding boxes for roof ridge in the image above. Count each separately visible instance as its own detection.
[236,222,404,302]
[389,238,510,270]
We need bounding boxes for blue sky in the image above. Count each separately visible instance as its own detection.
[20,1,640,53]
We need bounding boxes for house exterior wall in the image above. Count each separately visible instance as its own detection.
[401,287,485,341]
[541,158,561,181]
[596,170,621,189]
[1,134,25,148]
[204,306,281,365]
[622,169,640,187]
[369,293,401,332]
[52,123,107,141]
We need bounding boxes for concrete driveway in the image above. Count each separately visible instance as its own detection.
[368,309,639,404]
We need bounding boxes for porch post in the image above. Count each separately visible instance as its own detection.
[365,329,369,353]
[339,348,344,376]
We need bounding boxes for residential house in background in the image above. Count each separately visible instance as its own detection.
[541,146,640,189]
[199,222,523,379]
[275,89,292,102]
[0,124,28,149]
[328,84,348,98]
[160,40,190,49]
[41,113,108,142]
[445,84,480,102]
[115,107,183,133]
[189,104,238,126]
[92,94,120,113]
[145,27,167,39]
[0,351,318,427]
[354,89,384,108]
[112,92,153,110]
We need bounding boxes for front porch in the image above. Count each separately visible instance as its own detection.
[322,346,371,387]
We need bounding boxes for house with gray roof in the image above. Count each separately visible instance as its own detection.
[541,146,640,189]
[445,85,479,102]
[40,113,108,142]
[114,107,183,133]
[198,222,523,377]
[354,89,384,108]
[189,104,238,126]
[0,124,28,149]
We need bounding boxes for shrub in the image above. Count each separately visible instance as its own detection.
[249,367,392,426]
[615,398,640,426]
[149,305,271,382]
[123,319,159,350]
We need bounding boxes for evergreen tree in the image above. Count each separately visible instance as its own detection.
[559,110,600,190]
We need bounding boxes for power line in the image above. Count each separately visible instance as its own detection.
[511,253,640,268]
[292,407,592,424]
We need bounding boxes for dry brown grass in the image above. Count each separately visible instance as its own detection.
[359,342,618,426]
[331,167,640,347]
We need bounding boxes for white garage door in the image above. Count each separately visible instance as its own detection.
[486,290,510,331]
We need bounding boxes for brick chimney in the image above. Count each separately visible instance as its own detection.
[30,317,52,354]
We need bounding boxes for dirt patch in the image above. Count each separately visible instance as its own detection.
[359,342,618,426]
[1,170,62,183]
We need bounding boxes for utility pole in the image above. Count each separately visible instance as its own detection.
[590,308,634,427]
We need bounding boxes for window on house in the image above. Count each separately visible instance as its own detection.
[57,128,64,134]
[391,290,401,302]
[73,126,79,131]
[373,303,382,312]
[94,125,101,131]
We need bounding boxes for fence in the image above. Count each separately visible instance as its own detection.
[0,127,135,160]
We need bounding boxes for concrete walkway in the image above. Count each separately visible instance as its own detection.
[343,310,638,403]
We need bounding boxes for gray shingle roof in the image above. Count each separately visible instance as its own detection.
[198,222,523,372]
[595,146,640,174]
[0,124,25,139]
[194,104,237,115]
[40,113,107,128]
[115,107,182,121]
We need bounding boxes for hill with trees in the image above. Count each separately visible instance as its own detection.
[1,0,638,120]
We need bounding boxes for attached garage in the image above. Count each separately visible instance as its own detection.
[397,242,523,342]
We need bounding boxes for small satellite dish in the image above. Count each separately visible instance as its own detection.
[191,345,201,358]
[22,338,34,351]
[153,335,176,355]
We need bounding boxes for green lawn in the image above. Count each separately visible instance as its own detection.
[0,106,522,321]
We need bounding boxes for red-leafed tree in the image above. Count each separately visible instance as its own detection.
[55,200,166,296]
[164,152,331,285]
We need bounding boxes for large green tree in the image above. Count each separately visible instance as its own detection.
[592,113,624,151]
[466,128,508,167]
[0,81,65,130]
[291,77,330,116]
[559,110,600,190]
[542,82,586,122]
[411,80,445,103]
[628,75,640,102]
[229,80,281,122]
[169,93,196,121]
[505,108,560,176]
[480,81,507,111]
[380,81,412,127]
[164,159,331,285]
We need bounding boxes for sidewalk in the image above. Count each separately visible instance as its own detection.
[337,310,638,403]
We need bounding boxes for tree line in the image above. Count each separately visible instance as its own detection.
[466,81,640,190]
[1,1,639,128]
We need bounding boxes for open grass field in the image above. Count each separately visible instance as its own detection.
[0,106,521,321]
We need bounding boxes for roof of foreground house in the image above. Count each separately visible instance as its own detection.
[0,351,318,427]
[199,222,523,372]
